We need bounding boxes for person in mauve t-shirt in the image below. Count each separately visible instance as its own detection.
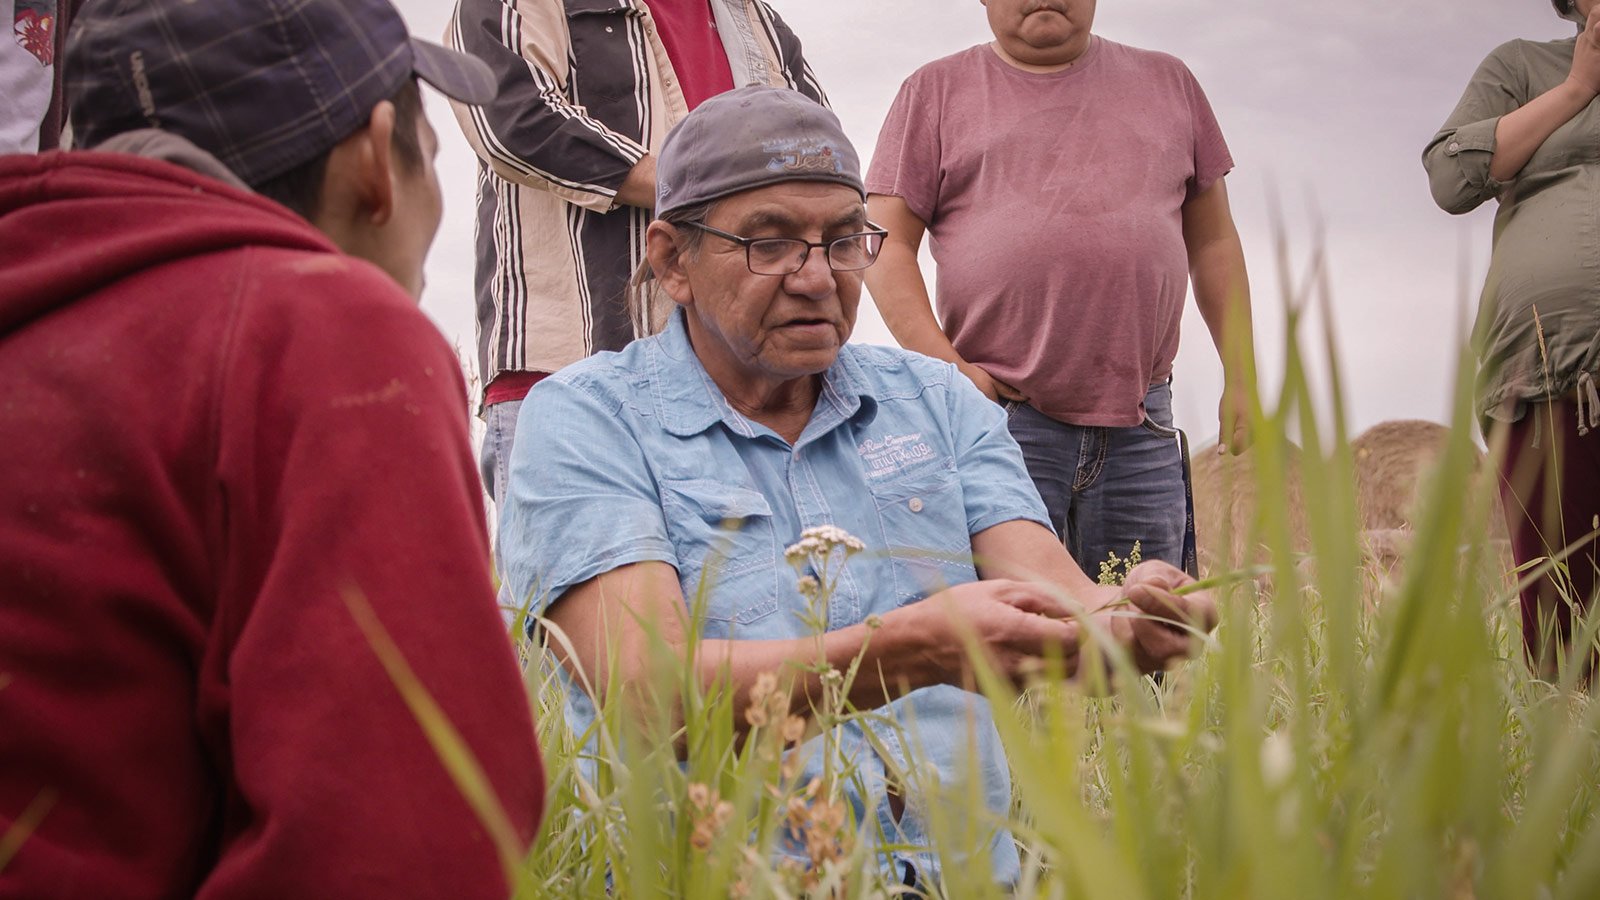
[864,0,1254,576]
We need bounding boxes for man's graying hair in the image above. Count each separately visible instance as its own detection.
[626,199,718,336]
[658,199,718,255]
[1553,0,1577,17]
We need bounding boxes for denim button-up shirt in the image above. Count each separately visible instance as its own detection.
[503,310,1050,882]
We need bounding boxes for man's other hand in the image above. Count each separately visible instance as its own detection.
[1217,385,1253,455]
[960,362,1027,405]
[1111,560,1218,673]
[915,579,1082,687]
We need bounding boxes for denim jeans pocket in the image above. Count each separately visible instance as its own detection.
[869,462,975,604]
[660,478,781,626]
[1140,416,1180,439]
[1140,383,1179,439]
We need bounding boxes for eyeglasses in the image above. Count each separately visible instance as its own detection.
[681,221,889,276]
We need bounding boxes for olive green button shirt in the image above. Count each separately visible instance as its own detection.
[1425,35,1600,424]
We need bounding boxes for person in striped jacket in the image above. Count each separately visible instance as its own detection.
[445,0,827,519]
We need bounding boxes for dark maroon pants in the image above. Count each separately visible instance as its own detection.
[1497,397,1600,677]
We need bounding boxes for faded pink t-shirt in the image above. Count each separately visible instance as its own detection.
[866,38,1233,427]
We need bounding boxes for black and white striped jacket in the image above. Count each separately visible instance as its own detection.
[446,0,827,396]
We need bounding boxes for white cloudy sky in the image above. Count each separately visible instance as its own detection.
[396,0,1577,440]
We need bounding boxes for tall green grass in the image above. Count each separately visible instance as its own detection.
[445,248,1600,897]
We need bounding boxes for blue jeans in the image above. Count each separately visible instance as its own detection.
[480,399,522,616]
[1005,383,1191,576]
[479,399,522,513]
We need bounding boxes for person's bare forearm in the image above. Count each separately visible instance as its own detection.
[971,520,1103,606]
[1190,233,1253,385]
[864,241,963,363]
[614,154,657,209]
[547,562,1062,754]
[1491,80,1596,182]
[1495,10,1600,181]
[1182,180,1254,387]
[864,194,965,363]
[1498,83,1596,178]
[1493,9,1600,181]
[864,195,1023,401]
[692,603,941,731]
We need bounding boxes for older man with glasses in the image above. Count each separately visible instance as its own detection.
[500,86,1217,887]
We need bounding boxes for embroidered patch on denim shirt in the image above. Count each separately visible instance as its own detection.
[858,433,937,480]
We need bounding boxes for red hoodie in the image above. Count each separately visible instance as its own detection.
[0,152,544,898]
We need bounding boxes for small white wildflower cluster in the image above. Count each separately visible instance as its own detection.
[783,525,865,564]
[795,575,821,603]
[784,525,866,635]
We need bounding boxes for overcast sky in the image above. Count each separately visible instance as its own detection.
[396,0,1576,441]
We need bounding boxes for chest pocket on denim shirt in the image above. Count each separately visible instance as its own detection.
[659,478,781,628]
[869,461,976,604]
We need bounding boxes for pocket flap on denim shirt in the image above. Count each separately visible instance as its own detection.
[868,461,957,507]
[661,478,773,523]
[659,478,779,626]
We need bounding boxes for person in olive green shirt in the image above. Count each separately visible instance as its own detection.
[1424,0,1600,678]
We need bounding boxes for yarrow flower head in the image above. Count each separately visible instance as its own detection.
[784,525,865,565]
[795,575,821,601]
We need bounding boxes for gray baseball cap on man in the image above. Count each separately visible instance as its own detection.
[67,0,496,187]
[654,86,864,216]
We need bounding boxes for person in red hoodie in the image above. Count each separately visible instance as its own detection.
[0,0,545,896]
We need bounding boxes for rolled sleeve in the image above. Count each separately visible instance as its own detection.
[1423,41,1525,214]
[499,379,675,614]
[944,374,1052,536]
[1425,116,1505,213]
[1444,116,1500,156]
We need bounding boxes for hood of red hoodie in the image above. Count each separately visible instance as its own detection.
[0,151,339,339]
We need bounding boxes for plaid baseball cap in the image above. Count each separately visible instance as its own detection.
[66,0,495,187]
[655,86,863,216]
